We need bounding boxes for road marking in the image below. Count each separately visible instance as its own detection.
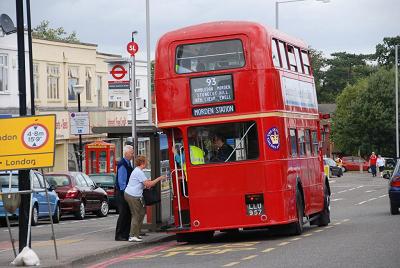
[301,233,312,237]
[325,226,334,229]
[278,242,290,246]
[314,229,323,233]
[261,247,275,253]
[357,186,364,188]
[357,201,367,205]
[330,180,336,183]
[290,237,302,241]
[334,222,342,225]
[379,194,387,198]
[338,190,348,193]
[342,219,350,222]
[223,262,240,267]
[241,255,258,260]
[368,197,377,201]
[348,188,356,191]
[331,198,344,202]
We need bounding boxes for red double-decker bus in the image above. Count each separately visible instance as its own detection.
[155,21,330,241]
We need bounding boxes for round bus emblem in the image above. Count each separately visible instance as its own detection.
[21,123,49,150]
[265,127,280,150]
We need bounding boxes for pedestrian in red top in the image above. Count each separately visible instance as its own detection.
[369,152,377,177]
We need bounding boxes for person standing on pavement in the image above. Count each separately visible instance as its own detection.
[377,155,386,177]
[124,156,166,242]
[369,152,378,177]
[115,145,134,241]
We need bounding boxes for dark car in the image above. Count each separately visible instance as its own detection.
[341,156,369,172]
[1,170,60,227]
[324,158,343,177]
[383,157,396,170]
[88,173,117,212]
[385,160,400,215]
[44,172,109,220]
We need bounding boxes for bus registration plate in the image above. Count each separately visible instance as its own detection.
[245,193,264,216]
[247,203,264,216]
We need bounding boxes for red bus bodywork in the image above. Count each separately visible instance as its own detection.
[155,21,328,236]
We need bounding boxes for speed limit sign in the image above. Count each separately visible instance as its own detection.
[127,41,139,56]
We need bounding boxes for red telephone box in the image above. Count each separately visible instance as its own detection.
[85,141,116,174]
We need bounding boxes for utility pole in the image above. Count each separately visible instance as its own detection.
[16,0,31,252]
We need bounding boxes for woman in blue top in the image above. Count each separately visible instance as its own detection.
[124,155,165,242]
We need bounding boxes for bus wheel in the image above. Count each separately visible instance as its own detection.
[289,189,304,235]
[176,231,214,243]
[317,184,331,226]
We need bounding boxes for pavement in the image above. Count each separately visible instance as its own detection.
[0,224,175,267]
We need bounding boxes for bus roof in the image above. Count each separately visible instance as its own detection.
[156,21,308,51]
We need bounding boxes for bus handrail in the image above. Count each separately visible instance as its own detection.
[172,131,183,228]
[178,146,189,198]
[225,122,256,162]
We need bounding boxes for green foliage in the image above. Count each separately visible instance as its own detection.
[32,20,79,42]
[375,36,400,67]
[320,52,374,103]
[332,67,395,157]
[309,48,327,102]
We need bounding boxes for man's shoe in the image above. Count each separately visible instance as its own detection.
[140,232,147,236]
[129,236,143,242]
[115,237,128,241]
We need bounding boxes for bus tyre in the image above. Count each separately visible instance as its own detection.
[317,185,331,226]
[290,189,304,235]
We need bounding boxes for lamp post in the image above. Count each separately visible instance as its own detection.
[73,84,84,172]
[396,45,399,159]
[275,0,330,30]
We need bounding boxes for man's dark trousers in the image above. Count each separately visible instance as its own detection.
[115,188,131,240]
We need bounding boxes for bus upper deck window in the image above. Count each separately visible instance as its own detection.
[301,50,311,75]
[175,39,245,74]
[278,41,289,69]
[287,45,297,72]
[271,39,281,67]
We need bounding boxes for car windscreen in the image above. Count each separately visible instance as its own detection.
[89,175,114,185]
[44,175,71,187]
[325,158,336,166]
[0,174,18,187]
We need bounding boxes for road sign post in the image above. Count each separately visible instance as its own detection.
[128,36,139,155]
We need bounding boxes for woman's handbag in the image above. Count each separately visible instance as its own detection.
[142,188,160,206]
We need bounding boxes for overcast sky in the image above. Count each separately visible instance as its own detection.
[1,0,399,60]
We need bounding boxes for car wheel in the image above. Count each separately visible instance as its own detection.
[0,218,7,227]
[289,189,304,235]
[31,205,39,226]
[96,200,109,217]
[75,202,85,220]
[390,202,399,215]
[53,204,61,223]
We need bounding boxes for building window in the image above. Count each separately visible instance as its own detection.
[97,75,102,107]
[85,68,92,101]
[68,66,79,101]
[0,54,8,93]
[33,63,39,99]
[47,64,60,99]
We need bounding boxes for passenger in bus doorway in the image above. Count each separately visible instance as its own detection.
[211,133,234,162]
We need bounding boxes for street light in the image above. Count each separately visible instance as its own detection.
[73,84,84,172]
[275,0,330,30]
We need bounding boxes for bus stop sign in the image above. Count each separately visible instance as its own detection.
[127,41,139,56]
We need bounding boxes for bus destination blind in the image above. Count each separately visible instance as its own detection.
[190,75,234,105]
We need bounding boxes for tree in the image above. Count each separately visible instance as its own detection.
[309,48,327,102]
[32,20,79,42]
[332,67,395,157]
[375,36,400,67]
[321,52,374,103]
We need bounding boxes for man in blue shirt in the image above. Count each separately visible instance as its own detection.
[115,145,134,241]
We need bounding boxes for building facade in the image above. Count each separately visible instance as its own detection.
[0,34,150,172]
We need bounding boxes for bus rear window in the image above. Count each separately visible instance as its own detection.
[175,39,245,74]
[186,121,258,164]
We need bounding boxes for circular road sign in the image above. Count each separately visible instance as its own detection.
[110,65,127,80]
[127,41,139,56]
[21,123,49,150]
